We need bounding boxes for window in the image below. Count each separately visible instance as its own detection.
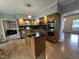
[72,19,79,31]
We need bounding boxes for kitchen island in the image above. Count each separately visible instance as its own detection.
[24,30,46,59]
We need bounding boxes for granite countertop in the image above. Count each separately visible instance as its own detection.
[25,31,44,38]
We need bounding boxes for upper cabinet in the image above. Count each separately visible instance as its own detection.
[17,18,25,26]
[17,18,48,26]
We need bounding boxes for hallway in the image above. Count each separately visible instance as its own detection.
[0,33,79,59]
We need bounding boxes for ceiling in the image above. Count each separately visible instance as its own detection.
[0,0,75,16]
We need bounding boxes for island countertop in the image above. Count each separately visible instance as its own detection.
[25,30,44,38]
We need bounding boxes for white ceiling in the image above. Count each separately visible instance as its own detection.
[0,0,75,16]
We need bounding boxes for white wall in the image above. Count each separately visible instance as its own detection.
[0,20,3,36]
[64,16,72,33]
[59,15,64,42]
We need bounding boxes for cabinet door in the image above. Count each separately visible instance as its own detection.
[35,36,45,56]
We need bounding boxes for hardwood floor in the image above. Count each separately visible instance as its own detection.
[0,33,79,59]
[0,39,45,59]
[46,33,79,59]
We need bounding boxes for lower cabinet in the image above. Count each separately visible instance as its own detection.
[25,35,45,59]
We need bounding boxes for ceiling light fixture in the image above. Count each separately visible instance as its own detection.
[64,18,66,21]
[27,4,31,7]
[25,0,32,19]
[28,15,32,19]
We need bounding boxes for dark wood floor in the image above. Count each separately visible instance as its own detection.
[0,33,79,59]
